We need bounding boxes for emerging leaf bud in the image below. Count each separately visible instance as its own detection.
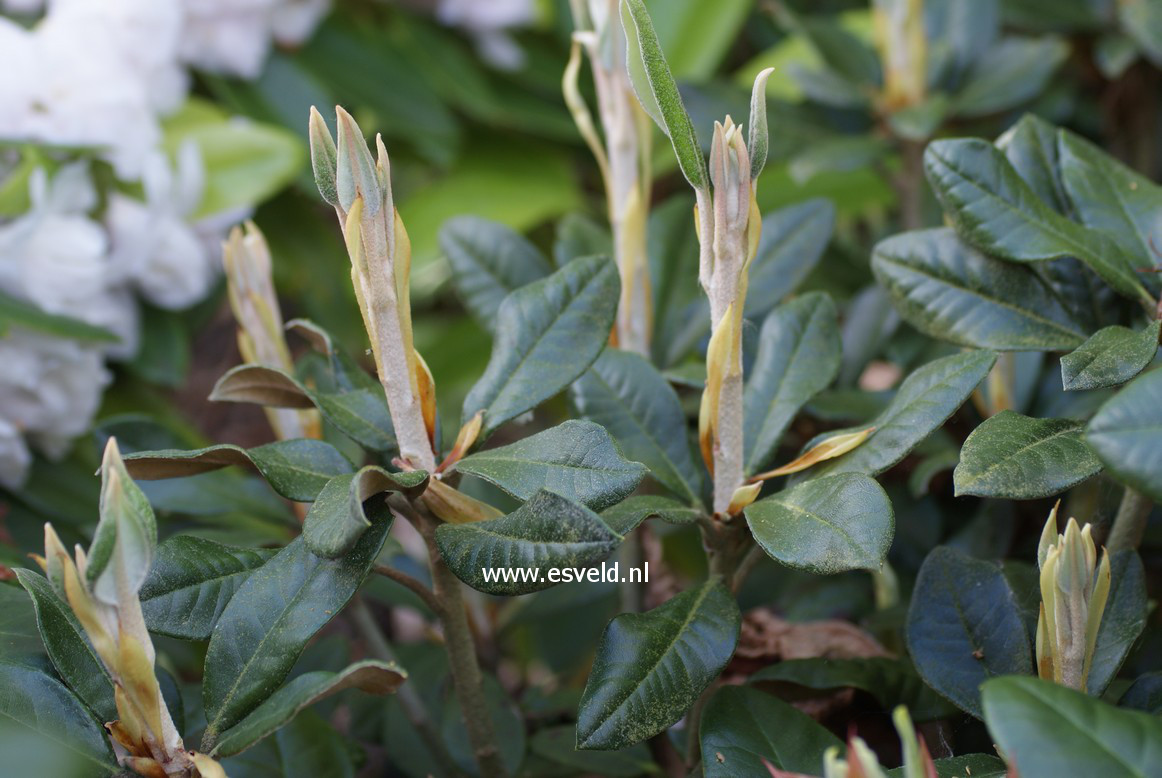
[1036,505,1111,691]
[308,105,338,207]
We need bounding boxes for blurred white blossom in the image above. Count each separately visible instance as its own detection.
[0,418,31,490]
[181,0,330,78]
[434,0,535,70]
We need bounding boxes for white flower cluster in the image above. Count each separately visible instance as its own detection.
[0,0,329,489]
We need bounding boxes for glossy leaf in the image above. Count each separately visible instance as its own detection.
[924,138,1151,303]
[982,676,1162,777]
[576,579,740,750]
[1088,551,1148,696]
[463,255,620,437]
[872,228,1088,351]
[599,495,702,535]
[439,216,553,332]
[699,685,840,777]
[1061,322,1160,391]
[796,350,997,480]
[303,468,428,559]
[954,411,1102,499]
[0,662,117,777]
[202,517,393,742]
[1085,369,1162,501]
[124,439,354,502]
[572,349,703,504]
[996,113,1070,214]
[745,473,893,574]
[14,570,115,722]
[743,292,841,473]
[212,660,406,757]
[139,537,275,641]
[907,547,1032,717]
[435,490,622,596]
[454,420,646,511]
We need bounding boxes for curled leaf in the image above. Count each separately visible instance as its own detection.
[750,427,875,481]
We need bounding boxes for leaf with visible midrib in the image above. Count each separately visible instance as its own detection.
[576,578,740,750]
[1061,322,1160,391]
[463,255,620,437]
[303,468,428,558]
[435,490,622,596]
[699,685,840,777]
[954,411,1102,499]
[745,473,893,575]
[202,517,392,743]
[743,292,841,474]
[572,348,703,504]
[0,661,118,776]
[138,537,275,641]
[924,137,1151,304]
[1085,369,1162,501]
[14,570,115,722]
[983,676,1162,777]
[872,228,1088,351]
[454,420,646,511]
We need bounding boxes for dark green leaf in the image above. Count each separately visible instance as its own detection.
[751,657,957,722]
[202,516,393,742]
[554,213,611,266]
[925,138,1152,303]
[139,537,275,641]
[781,9,881,87]
[303,468,428,559]
[14,571,115,721]
[872,228,1088,351]
[213,660,406,757]
[1120,0,1162,68]
[0,290,118,344]
[124,439,355,502]
[982,676,1162,777]
[1088,551,1148,696]
[907,547,1032,718]
[796,350,997,480]
[572,348,703,504]
[0,584,40,663]
[0,662,117,777]
[996,113,1070,214]
[435,490,622,596]
[463,255,620,436]
[887,755,1007,778]
[1061,322,1160,391]
[529,725,654,777]
[953,411,1102,499]
[1120,672,1162,714]
[576,579,740,750]
[599,495,702,535]
[699,685,840,777]
[439,216,553,332]
[454,420,646,511]
[746,473,893,574]
[745,199,837,319]
[744,293,840,473]
[621,0,707,190]
[951,37,1068,118]
[1086,368,1162,501]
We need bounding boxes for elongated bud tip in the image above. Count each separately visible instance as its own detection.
[726,482,762,516]
[308,106,339,207]
[1037,501,1060,569]
[335,106,381,217]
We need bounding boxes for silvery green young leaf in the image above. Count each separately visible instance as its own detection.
[138,537,275,641]
[924,138,1152,304]
[439,216,553,332]
[202,515,393,744]
[453,420,646,511]
[571,348,704,505]
[906,547,1032,718]
[87,439,157,602]
[872,228,1088,351]
[435,490,622,596]
[14,569,115,722]
[983,676,1162,777]
[308,106,338,207]
[1085,368,1162,501]
[745,473,893,575]
[743,292,841,474]
[953,411,1102,499]
[463,255,619,438]
[700,685,841,778]
[124,439,355,503]
[620,0,706,190]
[212,660,405,757]
[0,662,118,776]
[793,349,997,481]
[1061,322,1161,391]
[303,468,427,559]
[747,68,774,180]
[576,578,740,750]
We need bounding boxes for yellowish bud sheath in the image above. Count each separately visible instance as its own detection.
[422,478,504,524]
[725,482,762,516]
[749,427,876,481]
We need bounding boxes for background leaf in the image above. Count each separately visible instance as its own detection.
[1085,368,1162,501]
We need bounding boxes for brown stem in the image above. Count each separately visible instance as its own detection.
[1108,487,1153,552]
[649,731,687,778]
[373,564,441,613]
[348,599,464,777]
[894,139,927,231]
